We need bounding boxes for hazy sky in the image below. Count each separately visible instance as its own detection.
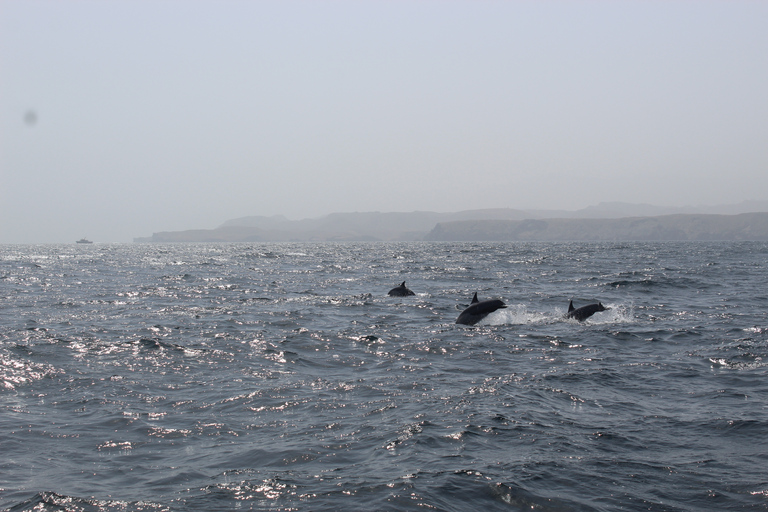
[2,1,767,243]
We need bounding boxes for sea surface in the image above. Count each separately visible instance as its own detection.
[1,242,767,511]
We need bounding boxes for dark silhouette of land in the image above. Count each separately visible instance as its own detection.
[134,201,768,242]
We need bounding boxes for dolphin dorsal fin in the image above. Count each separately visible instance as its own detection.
[471,292,479,304]
[401,281,406,287]
[568,300,574,313]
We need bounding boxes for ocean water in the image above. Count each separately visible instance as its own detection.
[1,242,767,512]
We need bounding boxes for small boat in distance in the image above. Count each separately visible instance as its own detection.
[76,238,93,244]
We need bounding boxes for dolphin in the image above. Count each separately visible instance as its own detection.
[388,281,415,297]
[566,300,609,322]
[456,292,507,325]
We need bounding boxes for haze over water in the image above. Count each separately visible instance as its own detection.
[2,241,767,511]
[3,1,768,243]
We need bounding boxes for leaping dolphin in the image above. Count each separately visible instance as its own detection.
[566,300,609,322]
[456,292,507,325]
[388,281,415,297]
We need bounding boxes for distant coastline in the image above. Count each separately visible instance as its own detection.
[425,212,768,242]
[134,201,768,242]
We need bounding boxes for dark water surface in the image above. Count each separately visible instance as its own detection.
[2,242,767,511]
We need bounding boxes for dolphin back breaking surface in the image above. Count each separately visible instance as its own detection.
[388,281,415,297]
[456,292,507,325]
[566,300,609,322]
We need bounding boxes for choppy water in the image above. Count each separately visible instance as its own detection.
[1,242,767,511]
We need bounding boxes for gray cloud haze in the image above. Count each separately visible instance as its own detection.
[2,1,767,243]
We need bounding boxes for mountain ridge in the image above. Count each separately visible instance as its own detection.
[425,212,768,242]
[134,201,768,242]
